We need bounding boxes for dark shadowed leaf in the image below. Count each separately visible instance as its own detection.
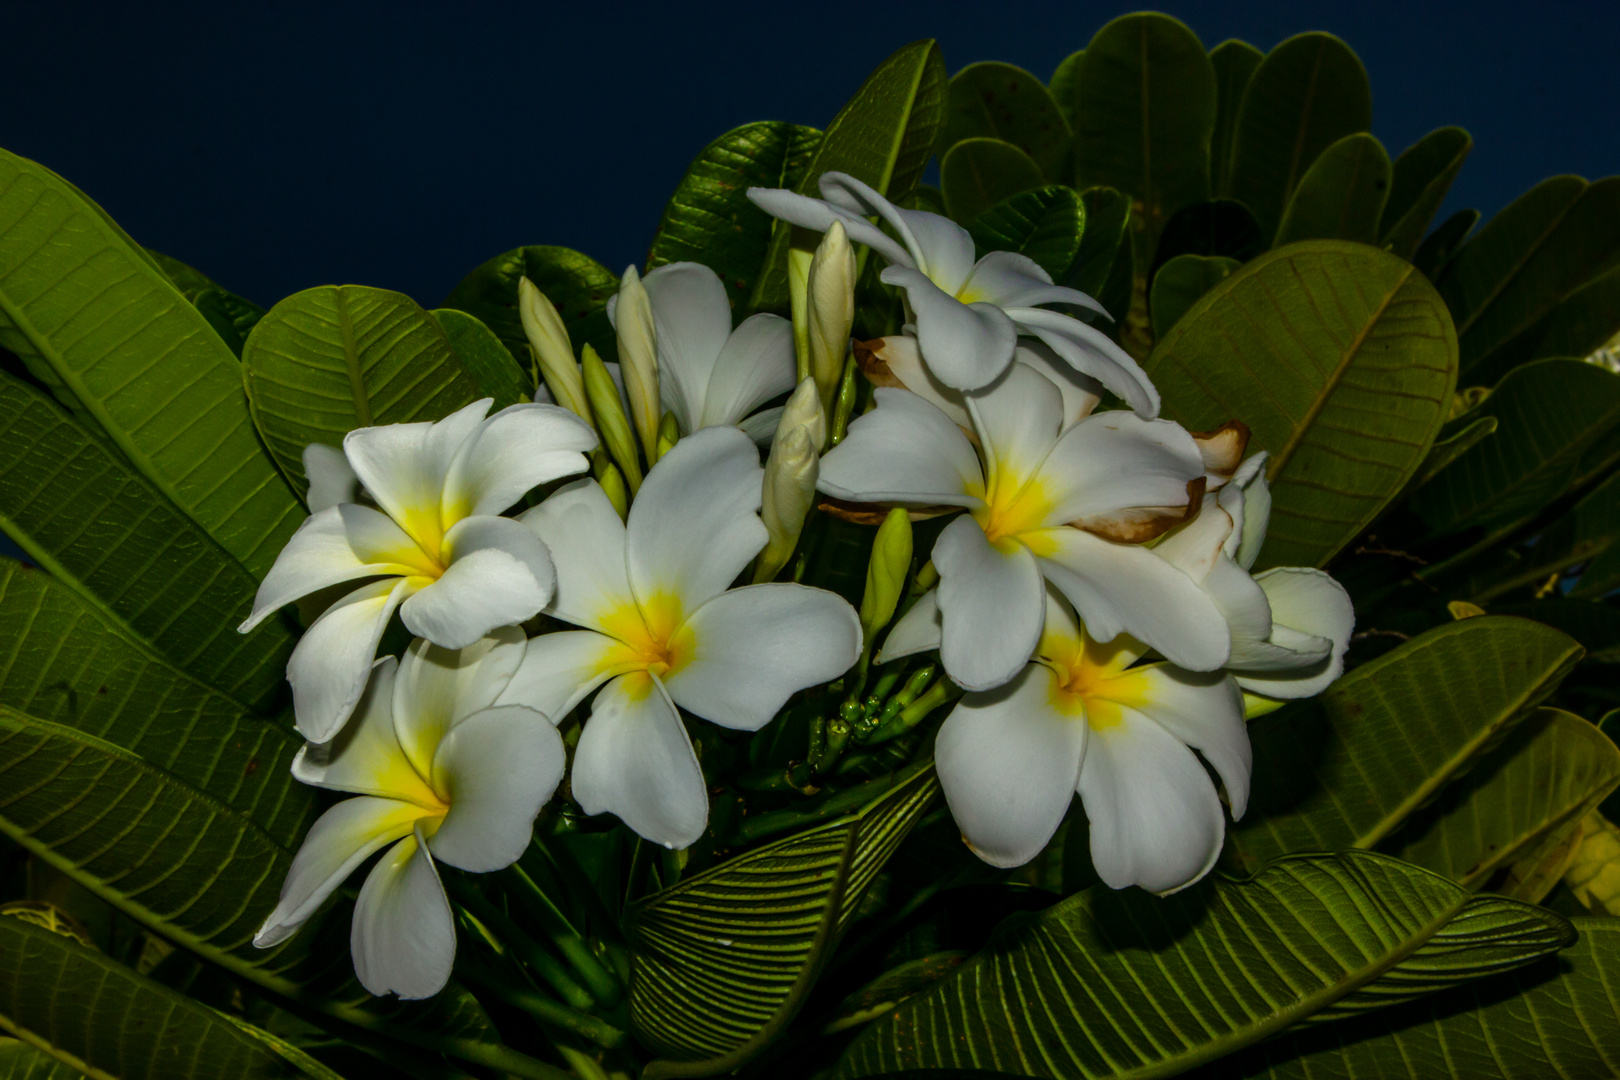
[442,245,620,365]
[1048,50,1083,131]
[1380,127,1473,260]
[1413,207,1479,281]
[1470,469,1620,602]
[1067,186,1130,301]
[1494,264,1620,371]
[1491,599,1620,663]
[432,307,531,409]
[1210,39,1264,197]
[1152,198,1266,274]
[1273,133,1391,247]
[147,248,267,357]
[942,62,1070,180]
[966,186,1085,281]
[940,137,1045,222]
[1149,253,1239,338]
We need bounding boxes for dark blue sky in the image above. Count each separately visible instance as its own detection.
[3,1,1615,310]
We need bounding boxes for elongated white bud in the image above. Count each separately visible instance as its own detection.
[753,378,825,583]
[519,276,592,424]
[615,265,661,461]
[805,221,856,418]
[582,344,642,493]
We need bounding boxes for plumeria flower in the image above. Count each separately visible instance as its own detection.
[239,399,597,743]
[820,363,1228,692]
[503,426,861,848]
[254,630,563,999]
[748,171,1155,408]
[893,587,1250,890]
[605,261,798,443]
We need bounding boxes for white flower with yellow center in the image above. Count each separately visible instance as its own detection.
[502,426,861,849]
[254,630,563,999]
[747,171,1154,407]
[894,587,1249,891]
[820,364,1228,692]
[238,399,596,743]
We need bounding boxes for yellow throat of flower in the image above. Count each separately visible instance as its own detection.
[598,591,691,679]
[971,466,1054,550]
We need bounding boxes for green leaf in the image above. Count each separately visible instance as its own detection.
[0,1039,88,1079]
[147,249,267,357]
[1149,253,1239,338]
[1386,707,1620,894]
[1068,186,1130,299]
[645,121,822,315]
[1048,51,1083,132]
[750,40,947,314]
[1210,40,1264,197]
[1154,198,1267,266]
[442,245,620,365]
[0,914,318,1079]
[939,137,1045,223]
[1401,413,1498,494]
[0,371,293,709]
[837,851,1573,1079]
[242,285,484,498]
[1497,263,1620,370]
[1408,358,1620,541]
[0,148,301,578]
[431,307,530,409]
[1380,127,1473,260]
[626,767,938,1077]
[965,186,1085,281]
[941,62,1071,180]
[1412,207,1479,281]
[1227,616,1583,874]
[1472,468,1620,602]
[1070,13,1215,243]
[1440,175,1620,382]
[1491,599,1620,663]
[1144,241,1458,569]
[1228,33,1373,241]
[1209,918,1620,1079]
[1272,133,1391,247]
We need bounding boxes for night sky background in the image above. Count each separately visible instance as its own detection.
[3,1,1617,311]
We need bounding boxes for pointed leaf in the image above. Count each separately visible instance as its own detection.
[1144,241,1458,569]
[1380,127,1473,260]
[1149,253,1239,338]
[442,245,619,365]
[432,307,530,409]
[1210,40,1263,197]
[1228,33,1373,241]
[837,851,1573,1079]
[942,62,1070,180]
[966,186,1085,281]
[1273,133,1391,247]
[940,137,1045,222]
[0,148,300,578]
[1228,616,1584,874]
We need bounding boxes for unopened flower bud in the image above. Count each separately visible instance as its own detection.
[805,221,857,413]
[788,244,815,380]
[753,380,825,584]
[519,276,591,424]
[655,410,680,462]
[614,265,662,462]
[859,508,912,642]
[593,453,629,521]
[581,343,642,493]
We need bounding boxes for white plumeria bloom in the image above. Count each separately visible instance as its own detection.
[239,400,597,743]
[605,261,797,444]
[748,171,1155,409]
[898,587,1249,890]
[820,364,1228,692]
[503,426,861,849]
[255,631,564,999]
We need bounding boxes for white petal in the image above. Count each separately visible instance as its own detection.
[1034,528,1231,671]
[344,400,492,537]
[1222,453,1272,569]
[663,584,861,730]
[289,578,415,744]
[571,673,708,848]
[937,665,1087,868]
[441,403,595,523]
[391,627,527,778]
[865,334,972,430]
[292,657,439,807]
[964,361,1063,483]
[1205,555,1281,666]
[1106,666,1250,818]
[496,630,622,723]
[626,426,766,615]
[428,706,564,871]
[642,261,733,434]
[303,443,360,512]
[818,173,975,291]
[744,187,915,269]
[350,827,455,999]
[882,267,1017,391]
[934,515,1044,691]
[1016,342,1103,429]
[1009,307,1159,418]
[960,251,1109,320]
[521,479,634,634]
[698,314,798,429]
[817,388,983,506]
[877,589,942,663]
[253,795,425,947]
[739,406,786,445]
[1236,569,1355,699]
[1078,709,1226,894]
[400,516,556,649]
[1031,412,1204,529]
[1153,498,1234,583]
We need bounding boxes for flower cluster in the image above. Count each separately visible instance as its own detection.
[245,171,1351,1000]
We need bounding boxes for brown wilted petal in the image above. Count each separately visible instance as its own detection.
[1075,477,1207,544]
[1191,421,1250,488]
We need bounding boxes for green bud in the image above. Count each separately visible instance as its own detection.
[859,508,913,644]
[805,221,856,413]
[614,265,662,462]
[581,343,643,493]
[519,276,592,425]
[593,453,629,521]
[829,353,859,447]
[787,234,817,382]
[655,410,680,461]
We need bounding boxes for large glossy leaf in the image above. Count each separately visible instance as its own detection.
[1145,241,1458,569]
[940,137,1045,222]
[147,248,267,357]
[442,245,619,365]
[966,185,1085,281]
[1068,186,1130,300]
[1210,919,1620,1079]
[242,285,484,498]
[1228,33,1373,241]
[1209,40,1263,197]
[1490,598,1620,663]
[1070,13,1215,244]
[1441,175,1620,382]
[0,915,317,1079]
[750,40,947,314]
[1408,359,1620,542]
[1227,616,1583,874]
[1272,133,1391,247]
[1149,253,1239,338]
[942,62,1070,180]
[1380,127,1472,260]
[837,851,1573,1079]
[645,121,822,314]
[0,372,292,709]
[0,148,301,578]
[1386,708,1620,895]
[626,767,938,1077]
[432,307,530,409]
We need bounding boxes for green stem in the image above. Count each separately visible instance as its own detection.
[458,961,625,1049]
[505,864,622,1008]
[446,877,596,1012]
[557,1045,614,1080]
[734,761,934,844]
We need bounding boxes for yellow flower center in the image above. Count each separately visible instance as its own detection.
[1040,630,1149,731]
[970,466,1054,550]
[597,591,692,679]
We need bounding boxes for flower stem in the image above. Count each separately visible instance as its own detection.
[733,760,935,844]
[446,876,596,1012]
[504,863,623,1008]
[457,959,625,1050]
